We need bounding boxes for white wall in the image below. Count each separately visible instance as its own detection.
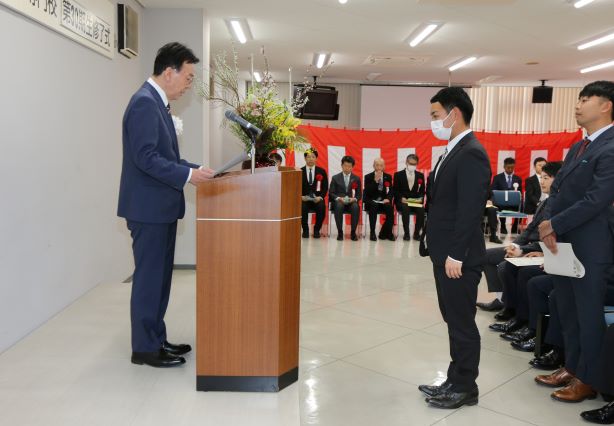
[141,8,207,266]
[0,1,143,352]
[360,85,443,130]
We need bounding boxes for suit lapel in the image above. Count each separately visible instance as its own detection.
[144,83,180,159]
[556,127,614,186]
[432,134,471,197]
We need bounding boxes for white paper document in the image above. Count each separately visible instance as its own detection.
[505,257,544,267]
[538,242,586,278]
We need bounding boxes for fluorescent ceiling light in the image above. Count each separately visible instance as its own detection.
[253,71,262,83]
[574,0,595,8]
[408,23,440,47]
[580,59,614,73]
[225,18,253,44]
[449,56,477,72]
[578,32,614,50]
[339,0,348,4]
[313,53,331,69]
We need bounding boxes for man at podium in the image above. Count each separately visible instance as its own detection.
[117,42,214,368]
[301,149,328,238]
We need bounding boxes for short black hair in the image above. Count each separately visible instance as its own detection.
[406,154,419,163]
[579,80,614,121]
[153,42,200,76]
[533,157,547,166]
[503,157,516,166]
[268,152,283,163]
[304,149,318,158]
[430,87,474,124]
[542,161,563,178]
[341,155,355,166]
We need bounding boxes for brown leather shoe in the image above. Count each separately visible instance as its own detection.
[551,378,597,403]
[535,367,574,388]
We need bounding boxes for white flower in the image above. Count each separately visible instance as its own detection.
[172,115,183,136]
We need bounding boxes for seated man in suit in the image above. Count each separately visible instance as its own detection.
[364,158,394,241]
[478,162,562,321]
[491,157,523,234]
[329,155,362,241]
[301,149,328,238]
[393,154,426,241]
[524,157,547,214]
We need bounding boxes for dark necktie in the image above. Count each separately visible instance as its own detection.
[574,137,591,159]
[378,178,383,191]
[166,103,171,115]
[507,175,512,189]
[308,168,313,185]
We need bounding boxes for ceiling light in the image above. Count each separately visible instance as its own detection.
[253,71,262,83]
[574,0,595,8]
[407,23,441,47]
[578,32,614,50]
[448,56,477,72]
[313,53,331,69]
[366,72,382,81]
[224,18,253,44]
[339,0,348,4]
[580,59,614,73]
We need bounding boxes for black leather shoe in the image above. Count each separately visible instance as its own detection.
[313,231,321,239]
[501,326,535,342]
[370,234,377,241]
[511,337,536,352]
[489,235,503,244]
[413,233,421,241]
[403,234,411,241]
[337,234,343,241]
[132,349,185,368]
[581,401,614,424]
[418,382,452,397]
[427,389,479,409]
[530,348,565,370]
[494,308,515,321]
[351,233,358,241]
[477,299,504,312]
[302,231,309,238]
[489,318,525,333]
[162,340,192,356]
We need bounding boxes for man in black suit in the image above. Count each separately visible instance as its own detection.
[363,158,394,241]
[491,157,523,234]
[329,155,362,241]
[301,149,328,238]
[419,87,491,409]
[393,154,426,241]
[524,157,547,214]
[537,80,614,403]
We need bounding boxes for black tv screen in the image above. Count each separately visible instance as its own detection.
[532,86,553,103]
[294,86,339,120]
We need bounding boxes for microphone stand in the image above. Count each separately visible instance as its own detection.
[250,132,257,174]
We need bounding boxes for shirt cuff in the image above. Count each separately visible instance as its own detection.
[185,168,193,186]
[447,256,463,264]
[512,243,520,249]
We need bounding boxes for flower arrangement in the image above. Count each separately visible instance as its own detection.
[196,48,310,165]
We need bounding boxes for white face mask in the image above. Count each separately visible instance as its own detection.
[430,110,455,141]
[406,165,417,172]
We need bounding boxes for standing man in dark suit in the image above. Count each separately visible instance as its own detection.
[393,154,425,241]
[491,157,523,234]
[537,81,614,402]
[524,157,547,214]
[363,158,394,241]
[118,43,215,368]
[419,87,492,409]
[329,156,362,241]
[301,149,328,238]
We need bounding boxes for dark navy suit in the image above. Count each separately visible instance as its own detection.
[425,132,492,392]
[547,125,614,387]
[118,82,199,352]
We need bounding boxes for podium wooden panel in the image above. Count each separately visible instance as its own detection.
[195,167,301,392]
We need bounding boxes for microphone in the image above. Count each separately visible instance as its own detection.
[224,110,262,137]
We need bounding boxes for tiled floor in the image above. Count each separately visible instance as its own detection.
[0,236,603,425]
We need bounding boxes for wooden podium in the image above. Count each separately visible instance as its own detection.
[195,167,301,392]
